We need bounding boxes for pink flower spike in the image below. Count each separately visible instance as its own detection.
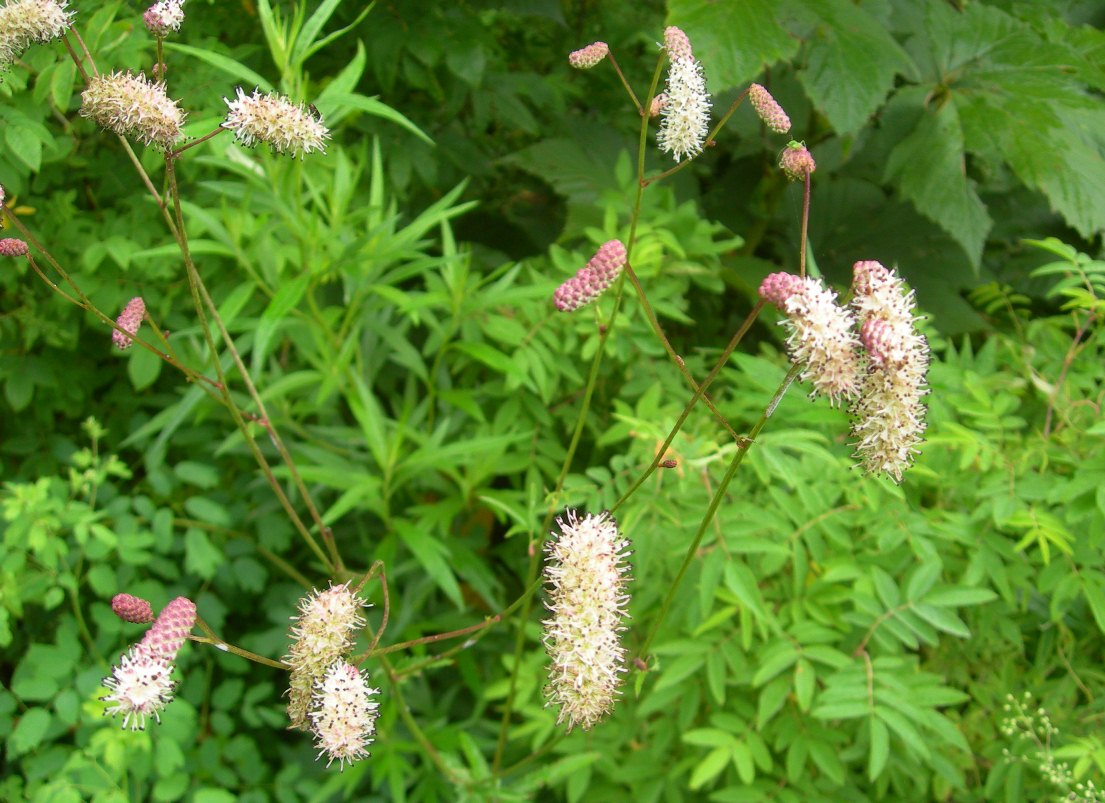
[758,271,805,308]
[113,296,146,350]
[749,83,791,134]
[569,41,608,69]
[663,26,693,60]
[780,141,816,182]
[0,238,29,256]
[139,596,196,662]
[112,593,155,624]
[553,240,627,312]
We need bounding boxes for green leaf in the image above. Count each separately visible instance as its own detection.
[394,520,463,608]
[868,716,890,781]
[8,707,51,757]
[922,586,998,607]
[911,603,971,638]
[689,745,731,789]
[668,0,800,90]
[5,124,42,172]
[164,44,274,92]
[885,96,991,266]
[1081,574,1105,636]
[794,658,815,712]
[184,527,223,580]
[684,728,735,748]
[796,0,915,134]
[127,345,163,391]
[329,92,434,146]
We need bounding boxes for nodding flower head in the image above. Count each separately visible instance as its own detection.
[113,296,146,350]
[569,41,608,69]
[749,83,791,134]
[80,72,185,149]
[222,87,330,158]
[553,240,627,312]
[849,260,930,482]
[759,272,863,407]
[112,593,155,624]
[143,0,184,37]
[542,510,632,732]
[0,0,73,71]
[780,141,816,182]
[0,238,29,256]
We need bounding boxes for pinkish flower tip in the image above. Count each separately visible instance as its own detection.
[749,83,791,134]
[112,593,155,624]
[780,141,815,181]
[139,596,196,662]
[663,26,693,60]
[0,238,29,256]
[569,41,609,69]
[758,271,804,308]
[113,296,146,350]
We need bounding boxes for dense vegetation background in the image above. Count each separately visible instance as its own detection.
[2,0,1104,800]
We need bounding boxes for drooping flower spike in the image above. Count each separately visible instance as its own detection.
[568,41,608,70]
[80,72,185,149]
[553,239,627,312]
[748,83,791,134]
[759,272,863,406]
[222,88,330,158]
[113,296,146,350]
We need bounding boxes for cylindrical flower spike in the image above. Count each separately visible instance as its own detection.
[759,272,863,406]
[542,510,632,732]
[308,660,381,770]
[568,41,608,69]
[553,239,627,312]
[657,29,711,162]
[113,296,145,350]
[0,238,28,256]
[143,0,184,37]
[749,83,791,134]
[222,88,330,158]
[780,141,816,182]
[285,583,368,730]
[849,260,930,482]
[80,72,185,149]
[112,593,155,624]
[100,596,195,731]
[0,0,72,72]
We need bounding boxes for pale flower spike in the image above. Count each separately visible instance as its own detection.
[569,41,608,69]
[749,83,791,134]
[308,660,381,770]
[657,28,711,162]
[542,510,632,732]
[759,272,863,406]
[0,0,72,71]
[100,596,197,731]
[849,261,930,482]
[143,0,184,37]
[80,72,185,149]
[553,240,627,312]
[222,88,330,158]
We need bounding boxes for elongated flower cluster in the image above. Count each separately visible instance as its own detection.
[554,239,627,312]
[543,510,632,732]
[101,596,196,731]
[849,260,929,482]
[308,660,380,770]
[568,41,608,69]
[780,141,816,182]
[759,272,863,406]
[112,593,154,624]
[143,0,184,37]
[112,296,145,350]
[0,237,28,256]
[222,87,330,158]
[748,83,790,134]
[285,583,367,730]
[657,27,710,162]
[0,0,72,71]
[80,71,185,149]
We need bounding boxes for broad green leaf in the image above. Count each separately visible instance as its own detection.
[683,728,735,748]
[8,707,50,757]
[868,716,890,781]
[885,96,991,267]
[184,527,224,579]
[922,586,997,607]
[689,745,730,790]
[127,345,163,391]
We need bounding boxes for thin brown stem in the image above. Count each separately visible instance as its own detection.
[799,171,812,278]
[605,52,641,114]
[192,616,288,670]
[172,127,228,158]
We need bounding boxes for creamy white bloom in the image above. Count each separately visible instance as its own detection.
[849,261,930,482]
[308,660,380,770]
[542,510,631,732]
[80,71,185,149]
[100,644,176,731]
[657,55,711,162]
[0,0,72,71]
[222,87,330,158]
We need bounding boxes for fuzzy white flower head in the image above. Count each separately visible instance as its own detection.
[542,510,632,732]
[0,0,72,71]
[759,272,863,406]
[143,0,184,37]
[222,87,330,158]
[100,644,176,731]
[285,583,367,730]
[849,261,930,482]
[657,54,711,162]
[80,71,185,149]
[308,660,380,770]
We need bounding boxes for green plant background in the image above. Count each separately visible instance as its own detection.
[2,0,1104,800]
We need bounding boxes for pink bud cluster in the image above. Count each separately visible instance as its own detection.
[759,261,930,481]
[662,26,693,60]
[100,596,197,731]
[542,510,632,732]
[0,238,28,256]
[780,141,816,182]
[112,593,155,623]
[568,41,608,69]
[112,296,145,350]
[553,239,627,312]
[749,83,791,134]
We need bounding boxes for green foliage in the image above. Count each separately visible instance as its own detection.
[2,0,1105,801]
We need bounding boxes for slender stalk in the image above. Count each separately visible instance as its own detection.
[192,616,288,669]
[605,52,641,114]
[635,362,800,664]
[172,127,227,158]
[799,171,812,278]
